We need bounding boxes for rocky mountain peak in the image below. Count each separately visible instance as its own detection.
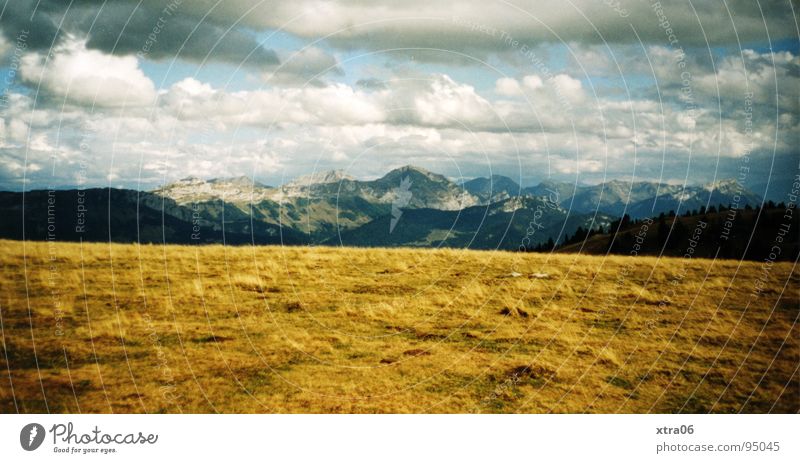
[287,169,355,186]
[177,176,204,184]
[704,178,740,193]
[208,175,269,188]
[380,165,449,184]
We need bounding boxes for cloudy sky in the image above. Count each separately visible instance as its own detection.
[0,0,797,194]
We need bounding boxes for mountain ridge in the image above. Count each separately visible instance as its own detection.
[0,166,766,255]
[152,167,760,217]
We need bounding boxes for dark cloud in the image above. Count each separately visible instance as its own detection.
[0,0,279,66]
[266,0,799,55]
[264,46,343,86]
[0,0,64,50]
[3,0,796,69]
[355,78,388,90]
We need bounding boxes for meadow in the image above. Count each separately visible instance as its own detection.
[0,239,797,413]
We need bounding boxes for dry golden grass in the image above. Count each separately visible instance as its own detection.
[0,239,797,413]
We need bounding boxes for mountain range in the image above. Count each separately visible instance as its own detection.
[0,165,764,250]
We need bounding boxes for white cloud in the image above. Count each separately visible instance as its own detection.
[161,79,386,126]
[171,78,215,97]
[0,35,11,60]
[551,74,584,102]
[19,38,156,107]
[2,43,797,191]
[413,75,496,127]
[693,50,799,109]
[7,118,29,142]
[495,77,522,96]
[552,157,604,175]
[522,75,544,90]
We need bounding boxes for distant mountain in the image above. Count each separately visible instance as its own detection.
[284,169,354,187]
[625,179,762,219]
[153,173,384,238]
[0,189,306,245]
[462,174,522,203]
[523,180,578,202]
[523,178,762,219]
[152,175,274,204]
[209,175,271,189]
[336,196,614,250]
[750,174,799,203]
[364,166,480,210]
[0,167,769,255]
[152,166,478,238]
[564,180,669,216]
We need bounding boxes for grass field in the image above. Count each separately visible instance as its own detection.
[0,239,797,413]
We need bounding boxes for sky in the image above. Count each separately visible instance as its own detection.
[0,0,798,194]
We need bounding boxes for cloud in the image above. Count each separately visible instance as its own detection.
[8,61,793,168]
[632,46,799,141]
[6,118,29,143]
[2,0,796,71]
[522,75,544,90]
[693,50,800,109]
[412,75,496,127]
[0,0,797,194]
[161,77,387,126]
[20,39,157,107]
[210,0,798,54]
[262,46,343,86]
[83,2,280,66]
[0,0,279,66]
[551,74,583,101]
[495,77,522,96]
[355,78,388,90]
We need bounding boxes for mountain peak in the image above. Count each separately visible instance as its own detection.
[177,176,204,184]
[208,176,269,189]
[396,165,431,173]
[381,165,448,183]
[288,169,354,186]
[704,178,740,192]
[463,174,522,202]
[209,175,248,184]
